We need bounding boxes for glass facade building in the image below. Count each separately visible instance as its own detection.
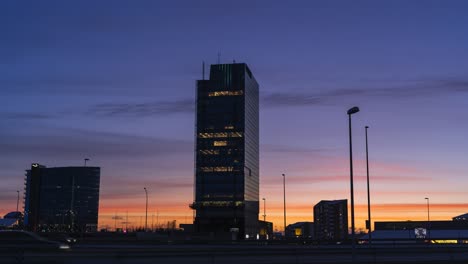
[192,63,259,238]
[24,164,100,232]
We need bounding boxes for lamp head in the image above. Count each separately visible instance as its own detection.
[347,106,360,115]
[365,126,369,129]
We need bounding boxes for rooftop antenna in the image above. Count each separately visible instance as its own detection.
[202,61,205,80]
[217,52,221,64]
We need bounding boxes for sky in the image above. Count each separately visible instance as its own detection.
[1,0,468,231]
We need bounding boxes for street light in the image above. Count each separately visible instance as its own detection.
[84,158,89,167]
[425,197,430,239]
[16,190,19,212]
[347,106,360,260]
[282,174,286,236]
[365,126,372,246]
[262,198,266,222]
[144,188,148,232]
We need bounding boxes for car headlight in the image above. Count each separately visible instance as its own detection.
[59,244,70,250]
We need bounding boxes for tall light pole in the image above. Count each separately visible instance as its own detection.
[365,126,372,245]
[282,173,286,236]
[84,158,89,167]
[425,197,430,239]
[144,187,148,232]
[262,198,266,222]
[16,190,19,212]
[347,106,360,260]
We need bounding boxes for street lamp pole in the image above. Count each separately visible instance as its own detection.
[425,197,430,239]
[16,190,19,212]
[282,173,286,236]
[262,198,266,222]
[347,106,360,261]
[144,188,148,232]
[365,126,372,246]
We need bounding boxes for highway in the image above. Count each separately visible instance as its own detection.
[2,243,468,264]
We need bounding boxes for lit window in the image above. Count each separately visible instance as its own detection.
[198,132,242,138]
[230,132,242,137]
[199,149,220,155]
[208,90,243,97]
[200,166,234,172]
[214,141,227,146]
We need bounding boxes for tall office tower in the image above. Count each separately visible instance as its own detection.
[192,63,259,239]
[24,163,100,232]
[314,199,348,242]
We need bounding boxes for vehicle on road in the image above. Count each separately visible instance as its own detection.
[42,233,77,245]
[0,230,70,252]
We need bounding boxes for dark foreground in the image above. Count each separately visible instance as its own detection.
[2,244,468,264]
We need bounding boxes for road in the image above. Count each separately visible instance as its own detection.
[2,243,468,264]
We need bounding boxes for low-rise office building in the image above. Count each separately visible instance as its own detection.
[24,163,100,232]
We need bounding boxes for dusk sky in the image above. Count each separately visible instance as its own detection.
[1,0,468,231]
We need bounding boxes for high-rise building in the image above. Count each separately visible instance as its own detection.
[314,199,348,242]
[191,63,259,239]
[24,163,100,232]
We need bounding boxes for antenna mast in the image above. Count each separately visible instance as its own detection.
[202,61,205,80]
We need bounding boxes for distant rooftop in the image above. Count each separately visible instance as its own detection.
[453,213,468,221]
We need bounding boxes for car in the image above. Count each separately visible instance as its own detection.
[0,230,70,252]
[45,233,77,245]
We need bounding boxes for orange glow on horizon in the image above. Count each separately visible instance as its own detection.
[97,202,468,231]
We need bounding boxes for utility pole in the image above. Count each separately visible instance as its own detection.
[282,173,286,235]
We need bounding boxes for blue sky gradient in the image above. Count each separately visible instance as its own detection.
[1,0,468,229]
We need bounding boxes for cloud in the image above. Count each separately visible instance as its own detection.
[262,144,332,154]
[0,77,134,96]
[261,77,468,108]
[88,99,194,117]
[261,93,325,107]
[262,174,430,185]
[0,112,54,120]
[0,128,193,159]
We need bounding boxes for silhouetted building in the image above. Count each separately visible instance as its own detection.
[24,163,100,232]
[191,63,259,239]
[286,222,314,239]
[314,199,348,242]
[0,212,23,229]
[374,220,468,231]
[258,220,273,239]
[453,213,468,221]
[365,217,468,243]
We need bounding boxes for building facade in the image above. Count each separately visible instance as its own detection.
[24,164,100,232]
[286,222,315,239]
[192,63,259,239]
[314,199,348,242]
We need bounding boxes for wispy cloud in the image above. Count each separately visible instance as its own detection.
[262,144,332,154]
[0,128,192,159]
[261,77,468,108]
[83,76,468,118]
[0,112,54,120]
[88,99,194,117]
[262,174,431,185]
